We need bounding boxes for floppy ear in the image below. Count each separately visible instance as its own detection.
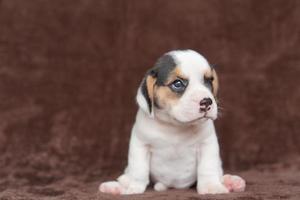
[136,69,157,117]
[211,68,219,97]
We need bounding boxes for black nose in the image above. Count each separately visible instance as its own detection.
[199,98,212,111]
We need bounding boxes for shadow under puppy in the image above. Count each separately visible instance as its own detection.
[100,50,246,195]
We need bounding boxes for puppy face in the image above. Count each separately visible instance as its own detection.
[136,50,219,124]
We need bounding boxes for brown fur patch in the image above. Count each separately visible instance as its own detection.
[211,69,219,96]
[164,67,187,85]
[154,85,179,109]
[153,66,184,108]
[174,67,187,80]
[205,68,219,96]
[146,75,156,102]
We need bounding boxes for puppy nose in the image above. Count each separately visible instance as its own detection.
[200,98,212,107]
[199,98,212,112]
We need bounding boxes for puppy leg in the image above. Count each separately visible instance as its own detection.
[223,174,246,192]
[99,131,150,195]
[197,133,229,195]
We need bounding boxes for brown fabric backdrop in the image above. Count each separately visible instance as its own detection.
[1,0,300,178]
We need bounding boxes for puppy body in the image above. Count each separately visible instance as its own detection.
[133,109,220,190]
[100,50,245,195]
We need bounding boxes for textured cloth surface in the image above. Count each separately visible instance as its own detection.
[1,163,300,200]
[0,0,300,199]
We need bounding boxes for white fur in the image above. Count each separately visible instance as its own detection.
[170,50,217,123]
[99,50,245,195]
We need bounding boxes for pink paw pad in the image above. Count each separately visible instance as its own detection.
[223,174,246,192]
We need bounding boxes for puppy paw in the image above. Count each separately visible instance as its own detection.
[223,174,246,192]
[197,182,229,195]
[99,175,147,195]
[154,182,168,192]
[99,181,125,195]
[117,174,147,195]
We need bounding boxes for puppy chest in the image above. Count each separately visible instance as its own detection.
[149,145,197,187]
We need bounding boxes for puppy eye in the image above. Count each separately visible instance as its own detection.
[169,79,187,93]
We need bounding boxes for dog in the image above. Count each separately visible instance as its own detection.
[99,50,246,195]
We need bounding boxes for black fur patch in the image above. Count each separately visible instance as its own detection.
[141,54,177,113]
[152,54,177,86]
[204,76,213,91]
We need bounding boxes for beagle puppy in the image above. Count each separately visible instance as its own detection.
[99,50,246,195]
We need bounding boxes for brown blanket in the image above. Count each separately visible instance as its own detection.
[0,0,300,199]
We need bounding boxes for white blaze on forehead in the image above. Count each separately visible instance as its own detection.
[168,50,210,79]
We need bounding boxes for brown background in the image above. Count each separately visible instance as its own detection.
[1,0,300,199]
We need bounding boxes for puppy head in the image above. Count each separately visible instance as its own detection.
[136,50,219,124]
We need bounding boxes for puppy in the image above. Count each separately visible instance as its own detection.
[99,50,246,195]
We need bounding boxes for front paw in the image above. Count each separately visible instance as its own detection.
[197,182,229,195]
[223,174,246,192]
[117,174,147,195]
[99,181,125,195]
[99,174,147,195]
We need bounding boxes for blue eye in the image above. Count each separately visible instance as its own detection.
[173,80,184,88]
[170,79,187,93]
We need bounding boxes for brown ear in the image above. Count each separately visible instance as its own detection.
[144,75,156,112]
[211,68,219,97]
[136,70,157,115]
